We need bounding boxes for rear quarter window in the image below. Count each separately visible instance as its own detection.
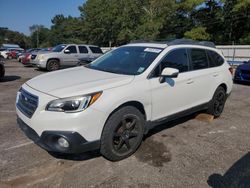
[89,46,103,54]
[207,50,224,67]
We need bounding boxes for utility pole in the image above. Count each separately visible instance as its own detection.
[36,26,39,48]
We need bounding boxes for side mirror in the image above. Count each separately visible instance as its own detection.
[64,49,70,54]
[159,68,179,83]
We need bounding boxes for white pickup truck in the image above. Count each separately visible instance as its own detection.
[32,44,103,71]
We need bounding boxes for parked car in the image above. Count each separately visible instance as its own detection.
[8,49,24,59]
[18,48,41,62]
[21,53,32,65]
[0,48,5,59]
[234,60,250,84]
[0,60,5,78]
[16,39,233,161]
[31,44,103,71]
[0,48,24,59]
[0,49,10,59]
[20,48,44,65]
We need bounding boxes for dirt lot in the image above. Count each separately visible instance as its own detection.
[0,60,250,188]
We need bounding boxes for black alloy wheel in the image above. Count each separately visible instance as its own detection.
[100,106,144,161]
[207,86,227,118]
[213,89,226,116]
[112,114,140,155]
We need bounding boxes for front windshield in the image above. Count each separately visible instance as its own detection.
[52,44,66,52]
[86,46,162,75]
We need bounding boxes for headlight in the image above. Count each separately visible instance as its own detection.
[38,55,45,61]
[46,92,102,113]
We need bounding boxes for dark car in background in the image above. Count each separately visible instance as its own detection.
[0,60,5,78]
[234,60,250,84]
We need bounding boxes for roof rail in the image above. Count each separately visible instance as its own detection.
[130,39,216,48]
[130,40,166,44]
[167,39,216,48]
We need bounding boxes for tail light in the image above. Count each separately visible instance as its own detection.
[229,67,234,75]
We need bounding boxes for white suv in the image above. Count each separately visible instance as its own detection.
[16,40,233,161]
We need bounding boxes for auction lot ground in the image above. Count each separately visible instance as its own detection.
[0,60,250,188]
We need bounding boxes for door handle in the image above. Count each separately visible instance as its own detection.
[186,79,194,84]
[213,73,219,77]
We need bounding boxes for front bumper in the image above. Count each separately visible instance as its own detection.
[30,59,47,68]
[17,117,100,153]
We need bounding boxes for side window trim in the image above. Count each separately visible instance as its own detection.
[147,48,190,79]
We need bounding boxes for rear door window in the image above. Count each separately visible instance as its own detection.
[207,50,224,67]
[189,48,209,70]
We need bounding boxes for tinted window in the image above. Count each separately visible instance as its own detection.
[79,46,88,53]
[152,49,189,77]
[189,49,208,70]
[66,46,77,53]
[89,46,103,54]
[207,50,224,67]
[52,44,66,52]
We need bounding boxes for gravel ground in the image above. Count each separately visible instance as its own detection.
[0,60,250,188]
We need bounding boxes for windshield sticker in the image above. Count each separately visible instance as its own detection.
[137,67,145,73]
[144,48,162,53]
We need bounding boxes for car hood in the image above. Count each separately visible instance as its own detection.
[26,67,134,98]
[33,51,52,55]
[238,62,250,70]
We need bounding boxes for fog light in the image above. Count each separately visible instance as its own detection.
[58,137,69,148]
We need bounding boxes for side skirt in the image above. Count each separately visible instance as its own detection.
[144,102,210,134]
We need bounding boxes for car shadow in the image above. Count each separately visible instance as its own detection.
[207,152,250,188]
[34,68,47,72]
[47,150,101,161]
[144,113,196,140]
[0,75,21,82]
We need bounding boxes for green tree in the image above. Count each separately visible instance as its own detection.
[29,25,50,47]
[184,26,211,40]
[49,14,85,46]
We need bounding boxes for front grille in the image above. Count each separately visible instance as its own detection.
[31,54,37,60]
[17,88,38,118]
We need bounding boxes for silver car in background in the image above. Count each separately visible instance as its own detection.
[31,44,103,71]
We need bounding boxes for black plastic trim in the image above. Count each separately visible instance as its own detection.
[17,117,100,153]
[144,102,209,134]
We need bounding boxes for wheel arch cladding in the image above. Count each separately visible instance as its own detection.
[218,83,227,93]
[105,101,147,125]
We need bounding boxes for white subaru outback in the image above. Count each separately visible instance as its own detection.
[16,39,233,161]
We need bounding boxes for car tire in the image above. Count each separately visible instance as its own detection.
[207,86,227,118]
[0,66,5,78]
[47,60,60,71]
[100,106,145,161]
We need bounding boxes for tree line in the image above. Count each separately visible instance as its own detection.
[1,0,249,48]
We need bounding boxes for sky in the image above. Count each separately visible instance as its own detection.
[0,0,86,36]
